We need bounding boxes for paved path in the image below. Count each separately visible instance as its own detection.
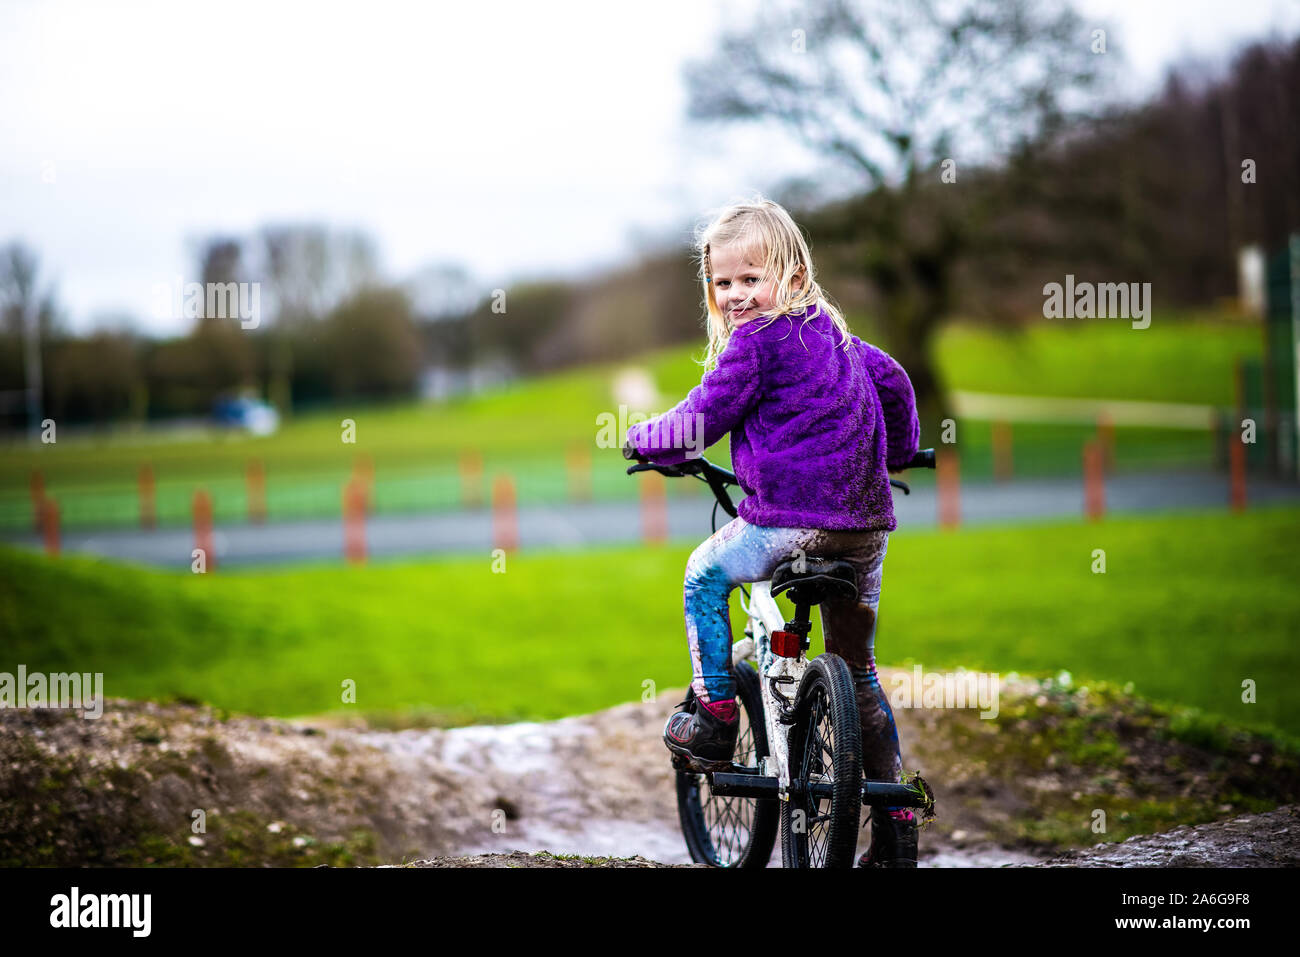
[5,468,1298,568]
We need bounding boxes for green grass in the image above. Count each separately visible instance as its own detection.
[2,503,1296,738]
[931,312,1262,405]
[0,311,1260,529]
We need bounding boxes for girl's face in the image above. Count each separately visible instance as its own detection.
[710,243,800,326]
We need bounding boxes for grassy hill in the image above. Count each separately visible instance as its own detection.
[3,502,1296,740]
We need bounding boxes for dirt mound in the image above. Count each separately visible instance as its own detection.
[0,694,690,866]
[3,669,1297,867]
[1028,804,1300,867]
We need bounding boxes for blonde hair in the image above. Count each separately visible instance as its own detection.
[694,194,852,372]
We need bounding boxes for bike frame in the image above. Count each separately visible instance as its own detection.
[722,575,930,813]
[731,581,801,798]
[630,449,936,812]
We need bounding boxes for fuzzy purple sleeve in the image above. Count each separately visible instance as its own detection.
[859,339,921,471]
[625,328,762,466]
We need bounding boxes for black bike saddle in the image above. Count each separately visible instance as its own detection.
[770,558,859,606]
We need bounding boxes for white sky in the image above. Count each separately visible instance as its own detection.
[2,0,1298,335]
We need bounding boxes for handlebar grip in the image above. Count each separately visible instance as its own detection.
[907,448,936,470]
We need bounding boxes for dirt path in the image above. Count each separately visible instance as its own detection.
[388,851,699,868]
[381,804,1300,867]
[3,669,1297,867]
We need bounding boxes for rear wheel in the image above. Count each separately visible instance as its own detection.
[675,661,779,868]
[780,654,863,868]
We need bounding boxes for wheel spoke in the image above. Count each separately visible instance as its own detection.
[697,696,759,866]
[791,683,845,867]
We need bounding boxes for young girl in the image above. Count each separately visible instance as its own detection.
[622,197,922,867]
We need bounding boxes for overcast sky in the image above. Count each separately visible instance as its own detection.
[3,0,1298,335]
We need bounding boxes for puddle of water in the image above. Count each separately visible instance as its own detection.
[921,846,1044,868]
[355,712,1057,867]
[463,818,1043,868]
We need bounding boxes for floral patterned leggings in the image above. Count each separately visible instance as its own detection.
[682,516,902,783]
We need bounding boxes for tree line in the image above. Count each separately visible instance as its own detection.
[1,19,1296,434]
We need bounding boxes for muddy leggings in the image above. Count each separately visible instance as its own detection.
[683,516,902,785]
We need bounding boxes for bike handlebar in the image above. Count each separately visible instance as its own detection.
[899,448,936,471]
[626,456,740,517]
[625,448,936,513]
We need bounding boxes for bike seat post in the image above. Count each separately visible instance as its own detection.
[784,601,813,654]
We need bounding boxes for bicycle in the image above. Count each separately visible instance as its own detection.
[627,448,937,868]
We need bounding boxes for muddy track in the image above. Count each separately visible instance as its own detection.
[3,668,1298,867]
[389,804,1300,868]
[387,851,700,868]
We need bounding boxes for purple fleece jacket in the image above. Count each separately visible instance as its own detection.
[625,302,920,532]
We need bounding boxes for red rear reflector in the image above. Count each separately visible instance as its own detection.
[771,630,802,658]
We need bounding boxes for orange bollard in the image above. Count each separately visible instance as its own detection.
[492,475,518,552]
[936,447,961,529]
[641,470,667,544]
[1229,434,1247,513]
[1097,412,1115,473]
[40,497,59,557]
[567,444,592,502]
[247,460,267,524]
[193,489,215,571]
[353,453,374,484]
[139,464,156,529]
[461,450,484,509]
[353,454,374,511]
[30,470,44,532]
[1083,440,1105,521]
[992,420,1014,482]
[343,478,367,564]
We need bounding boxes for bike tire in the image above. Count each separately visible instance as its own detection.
[780,654,863,868]
[675,661,779,868]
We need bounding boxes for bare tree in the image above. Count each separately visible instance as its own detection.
[250,224,380,414]
[405,262,483,321]
[683,0,1105,426]
[196,237,244,323]
[0,243,60,435]
[257,225,379,325]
